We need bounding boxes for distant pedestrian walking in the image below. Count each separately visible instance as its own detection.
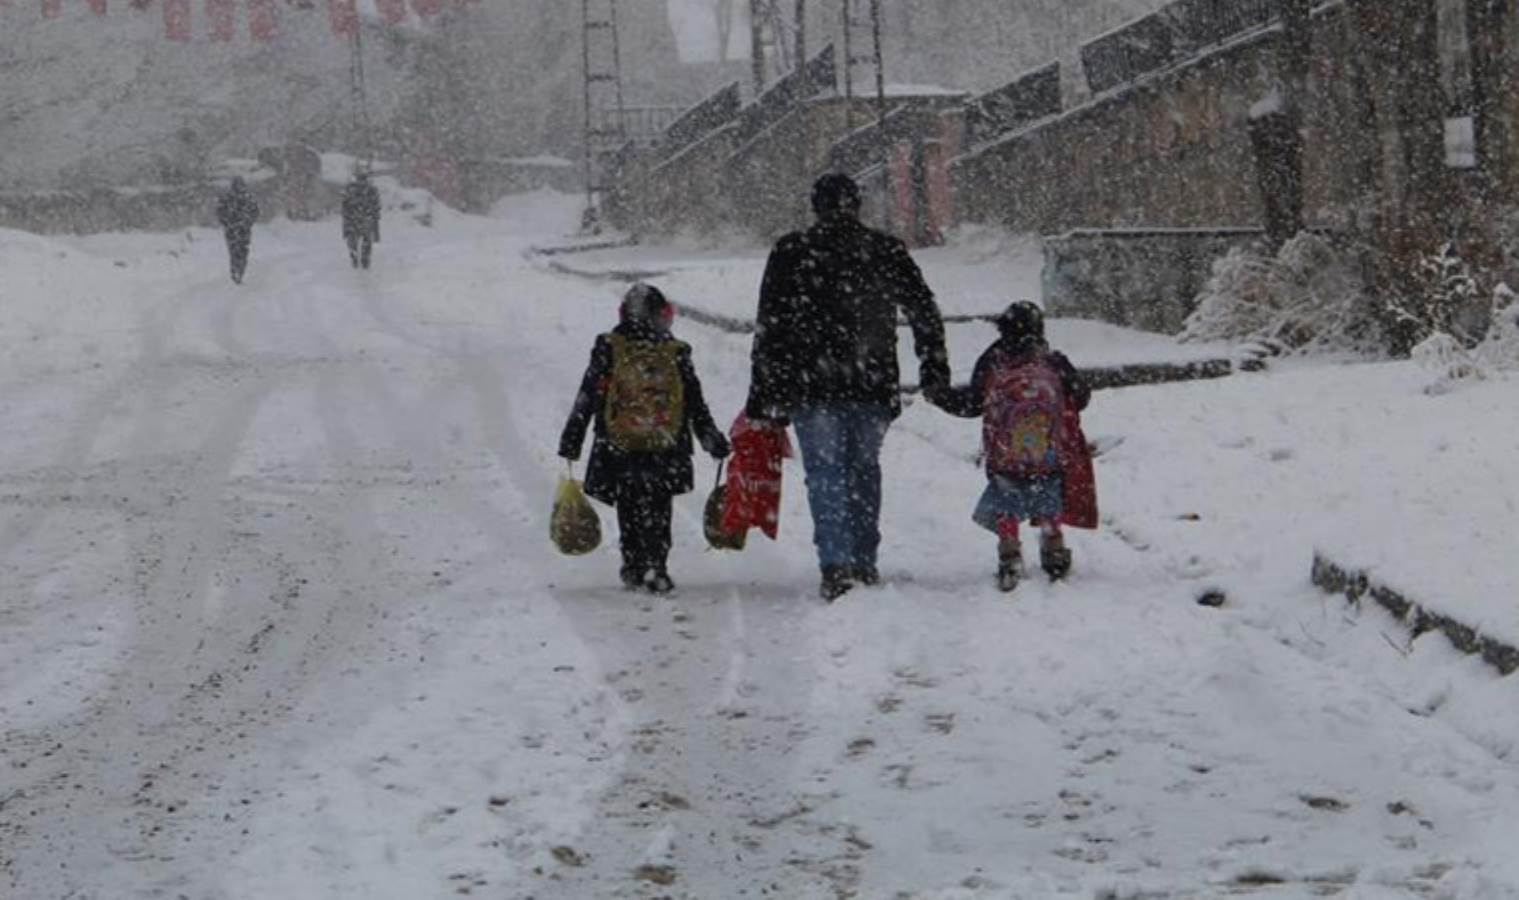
[216,177,259,285]
[744,173,950,601]
[932,302,1098,592]
[341,172,381,269]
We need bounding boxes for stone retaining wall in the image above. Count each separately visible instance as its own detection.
[1312,553,1519,676]
[952,3,1374,235]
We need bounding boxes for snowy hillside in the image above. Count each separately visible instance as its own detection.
[1,194,1517,898]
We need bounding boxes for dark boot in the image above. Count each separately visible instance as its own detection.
[820,565,854,602]
[997,540,1023,593]
[646,569,675,595]
[852,564,881,587]
[619,563,645,591]
[1040,533,1072,581]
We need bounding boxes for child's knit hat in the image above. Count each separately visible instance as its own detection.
[996,301,1046,350]
[620,283,675,331]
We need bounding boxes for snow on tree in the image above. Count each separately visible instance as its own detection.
[1181,232,1381,357]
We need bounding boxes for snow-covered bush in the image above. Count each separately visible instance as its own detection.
[1475,287,1519,372]
[1378,242,1488,351]
[1412,331,1484,395]
[1411,283,1519,394]
[1181,232,1380,355]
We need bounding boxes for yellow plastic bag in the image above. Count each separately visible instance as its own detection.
[551,476,601,556]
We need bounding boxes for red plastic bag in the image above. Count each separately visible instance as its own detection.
[1058,408,1099,530]
[720,413,792,541]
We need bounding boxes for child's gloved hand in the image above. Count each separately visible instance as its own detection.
[708,434,732,460]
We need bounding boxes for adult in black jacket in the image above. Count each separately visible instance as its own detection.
[341,172,382,269]
[744,173,950,600]
[216,177,260,285]
[560,284,730,593]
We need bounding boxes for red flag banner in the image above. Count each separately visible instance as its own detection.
[373,0,406,25]
[163,0,191,39]
[327,0,356,35]
[207,0,234,40]
[24,0,478,39]
[248,0,276,40]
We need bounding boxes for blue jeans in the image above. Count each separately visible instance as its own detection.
[790,405,892,571]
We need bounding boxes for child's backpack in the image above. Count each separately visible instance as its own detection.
[982,351,1068,479]
[604,334,686,452]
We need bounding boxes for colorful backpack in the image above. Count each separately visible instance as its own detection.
[604,334,686,452]
[982,351,1068,479]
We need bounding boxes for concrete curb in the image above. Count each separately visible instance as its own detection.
[529,237,640,257]
[1311,553,1519,676]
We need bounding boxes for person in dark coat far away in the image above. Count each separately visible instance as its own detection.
[744,172,951,601]
[216,176,259,285]
[932,301,1096,593]
[341,171,382,269]
[559,283,731,594]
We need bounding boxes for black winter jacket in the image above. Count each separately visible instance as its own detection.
[559,323,729,504]
[935,339,1091,420]
[746,215,950,419]
[342,182,382,241]
[216,188,259,235]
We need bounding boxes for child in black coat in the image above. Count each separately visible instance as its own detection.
[559,284,730,593]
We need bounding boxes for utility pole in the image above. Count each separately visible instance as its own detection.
[581,0,628,230]
[796,0,810,226]
[750,0,766,93]
[843,0,888,230]
[350,23,372,168]
[796,0,806,66]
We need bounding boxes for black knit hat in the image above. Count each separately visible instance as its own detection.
[811,173,862,217]
[997,301,1046,347]
[620,282,674,330]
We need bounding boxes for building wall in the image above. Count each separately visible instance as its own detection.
[952,4,1377,235]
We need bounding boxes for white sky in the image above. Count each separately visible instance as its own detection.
[666,0,751,63]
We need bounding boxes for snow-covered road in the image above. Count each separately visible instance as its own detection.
[2,196,1516,899]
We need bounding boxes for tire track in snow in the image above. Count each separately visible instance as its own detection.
[4,246,408,897]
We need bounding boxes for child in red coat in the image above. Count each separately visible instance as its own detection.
[933,302,1096,592]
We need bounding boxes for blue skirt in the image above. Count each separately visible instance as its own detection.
[972,474,1065,532]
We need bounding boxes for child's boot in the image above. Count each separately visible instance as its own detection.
[1040,531,1072,581]
[997,539,1023,593]
[646,567,676,595]
[620,548,649,591]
